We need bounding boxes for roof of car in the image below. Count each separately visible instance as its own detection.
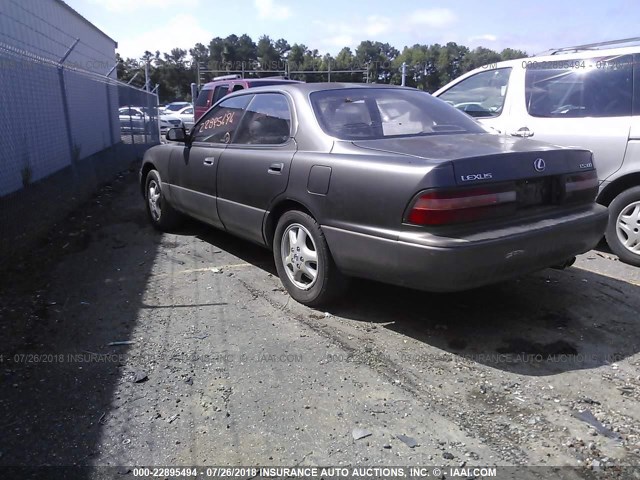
[201,78,301,90]
[246,78,301,83]
[230,82,416,95]
[467,44,640,71]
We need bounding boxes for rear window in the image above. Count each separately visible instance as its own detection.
[310,88,485,140]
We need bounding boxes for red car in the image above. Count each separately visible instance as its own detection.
[194,75,301,122]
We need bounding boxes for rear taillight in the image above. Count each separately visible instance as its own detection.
[565,170,599,203]
[406,184,517,226]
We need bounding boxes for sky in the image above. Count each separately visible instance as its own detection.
[64,0,640,59]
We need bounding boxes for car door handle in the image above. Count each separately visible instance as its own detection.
[203,157,216,166]
[268,162,284,174]
[510,127,534,138]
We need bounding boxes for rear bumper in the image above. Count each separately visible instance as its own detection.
[323,205,609,292]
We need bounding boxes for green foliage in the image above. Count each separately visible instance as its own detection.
[256,35,282,77]
[355,40,400,83]
[115,35,529,102]
[461,46,502,73]
[500,48,528,60]
[288,44,324,82]
[207,34,258,74]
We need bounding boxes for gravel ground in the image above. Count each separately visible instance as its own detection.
[1,170,639,478]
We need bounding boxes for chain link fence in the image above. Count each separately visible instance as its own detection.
[0,41,160,268]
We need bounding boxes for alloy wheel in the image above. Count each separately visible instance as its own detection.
[147,179,162,222]
[281,223,319,290]
[616,200,640,254]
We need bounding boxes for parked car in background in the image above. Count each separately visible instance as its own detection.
[161,101,191,114]
[119,106,182,135]
[140,83,607,306]
[158,111,183,134]
[194,75,301,122]
[172,105,195,130]
[434,38,640,266]
[119,106,147,134]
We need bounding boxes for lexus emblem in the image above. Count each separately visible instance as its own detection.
[534,158,546,172]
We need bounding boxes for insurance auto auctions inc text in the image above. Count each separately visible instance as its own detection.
[258,466,498,478]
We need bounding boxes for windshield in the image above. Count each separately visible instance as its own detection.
[310,88,485,140]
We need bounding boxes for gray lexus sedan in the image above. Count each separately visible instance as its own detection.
[140,83,608,306]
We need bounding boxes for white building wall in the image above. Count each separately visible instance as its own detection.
[0,0,125,196]
[0,0,117,76]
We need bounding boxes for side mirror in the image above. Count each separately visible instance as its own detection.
[166,127,188,142]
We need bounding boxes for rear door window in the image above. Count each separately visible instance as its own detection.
[232,94,291,145]
[438,68,512,118]
[525,55,633,118]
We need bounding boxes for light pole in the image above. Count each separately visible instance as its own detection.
[144,60,151,92]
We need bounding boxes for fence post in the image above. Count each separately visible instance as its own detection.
[58,38,79,170]
[57,66,75,167]
[105,82,115,147]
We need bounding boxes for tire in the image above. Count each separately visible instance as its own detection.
[604,186,640,267]
[273,210,348,307]
[144,170,182,231]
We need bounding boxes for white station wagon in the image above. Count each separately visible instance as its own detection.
[434,38,640,266]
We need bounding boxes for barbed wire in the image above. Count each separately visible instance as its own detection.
[0,36,113,76]
[0,40,152,92]
[0,39,62,66]
[0,31,61,61]
[0,28,113,73]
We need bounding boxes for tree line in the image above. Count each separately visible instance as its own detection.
[116,34,527,103]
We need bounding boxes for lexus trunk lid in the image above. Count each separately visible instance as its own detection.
[351,133,595,185]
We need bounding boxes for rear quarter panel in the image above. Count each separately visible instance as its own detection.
[284,144,455,240]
